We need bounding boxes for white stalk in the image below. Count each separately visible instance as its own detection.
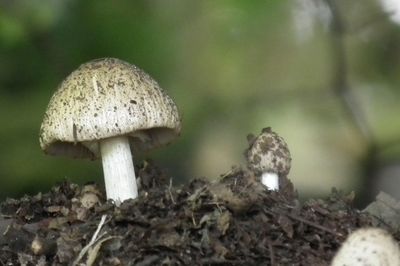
[261,172,279,191]
[100,136,138,204]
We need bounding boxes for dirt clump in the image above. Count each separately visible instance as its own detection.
[0,162,392,265]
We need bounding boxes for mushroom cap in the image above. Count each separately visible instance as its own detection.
[244,127,291,177]
[40,58,181,159]
[331,227,400,266]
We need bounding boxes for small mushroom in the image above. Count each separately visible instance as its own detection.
[244,127,291,190]
[331,227,400,266]
[40,58,181,204]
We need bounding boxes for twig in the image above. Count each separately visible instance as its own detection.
[286,212,342,237]
[72,214,107,266]
[264,208,341,236]
[168,178,176,204]
[268,241,275,266]
[86,236,119,266]
[191,212,197,227]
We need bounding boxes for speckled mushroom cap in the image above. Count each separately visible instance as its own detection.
[39,58,181,159]
[244,127,291,177]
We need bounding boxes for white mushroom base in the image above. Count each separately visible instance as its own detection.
[261,172,279,191]
[100,136,138,204]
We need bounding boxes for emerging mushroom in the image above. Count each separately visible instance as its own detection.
[244,127,291,190]
[331,227,400,266]
[39,58,181,204]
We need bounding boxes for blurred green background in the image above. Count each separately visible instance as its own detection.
[1,0,400,205]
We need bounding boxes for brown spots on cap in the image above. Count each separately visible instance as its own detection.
[261,127,272,133]
[117,79,125,87]
[244,127,291,177]
[252,154,261,165]
[73,123,78,144]
[39,57,181,159]
[258,137,274,153]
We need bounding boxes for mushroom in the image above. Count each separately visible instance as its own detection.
[244,127,291,190]
[331,227,400,266]
[39,58,181,204]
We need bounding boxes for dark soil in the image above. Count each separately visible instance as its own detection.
[0,162,396,265]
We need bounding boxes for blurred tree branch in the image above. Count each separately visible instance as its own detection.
[325,0,377,205]
[325,0,375,144]
[325,0,400,204]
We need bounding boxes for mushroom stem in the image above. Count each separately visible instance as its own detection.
[261,172,279,191]
[100,136,138,203]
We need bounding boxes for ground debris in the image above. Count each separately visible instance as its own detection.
[0,163,395,265]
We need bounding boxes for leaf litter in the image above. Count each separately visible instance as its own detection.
[0,161,397,265]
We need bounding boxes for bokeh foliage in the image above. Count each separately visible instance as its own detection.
[0,0,399,202]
